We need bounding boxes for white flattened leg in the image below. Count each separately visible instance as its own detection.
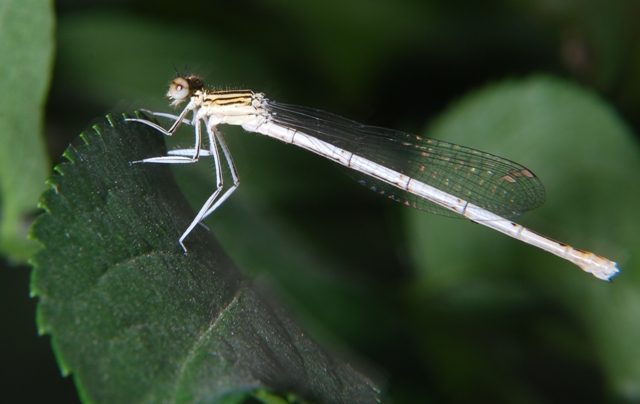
[125,102,194,137]
[168,149,214,157]
[178,123,226,252]
[137,108,193,126]
[127,108,238,252]
[198,124,240,221]
[129,107,203,163]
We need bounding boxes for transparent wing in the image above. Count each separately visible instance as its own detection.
[266,101,546,218]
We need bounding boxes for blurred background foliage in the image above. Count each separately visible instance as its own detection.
[3,0,640,402]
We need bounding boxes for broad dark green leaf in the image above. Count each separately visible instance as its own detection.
[0,0,54,259]
[29,115,379,404]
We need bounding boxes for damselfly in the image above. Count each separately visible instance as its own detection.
[126,75,618,281]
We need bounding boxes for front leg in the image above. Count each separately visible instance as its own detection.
[129,108,203,163]
[137,109,193,126]
[125,102,193,137]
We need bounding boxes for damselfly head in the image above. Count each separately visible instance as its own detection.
[167,75,204,107]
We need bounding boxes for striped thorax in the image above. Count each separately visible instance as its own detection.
[167,75,267,128]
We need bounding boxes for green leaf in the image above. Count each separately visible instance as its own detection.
[407,76,640,399]
[29,115,379,403]
[0,0,54,260]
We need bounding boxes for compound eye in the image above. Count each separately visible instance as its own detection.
[167,77,191,105]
